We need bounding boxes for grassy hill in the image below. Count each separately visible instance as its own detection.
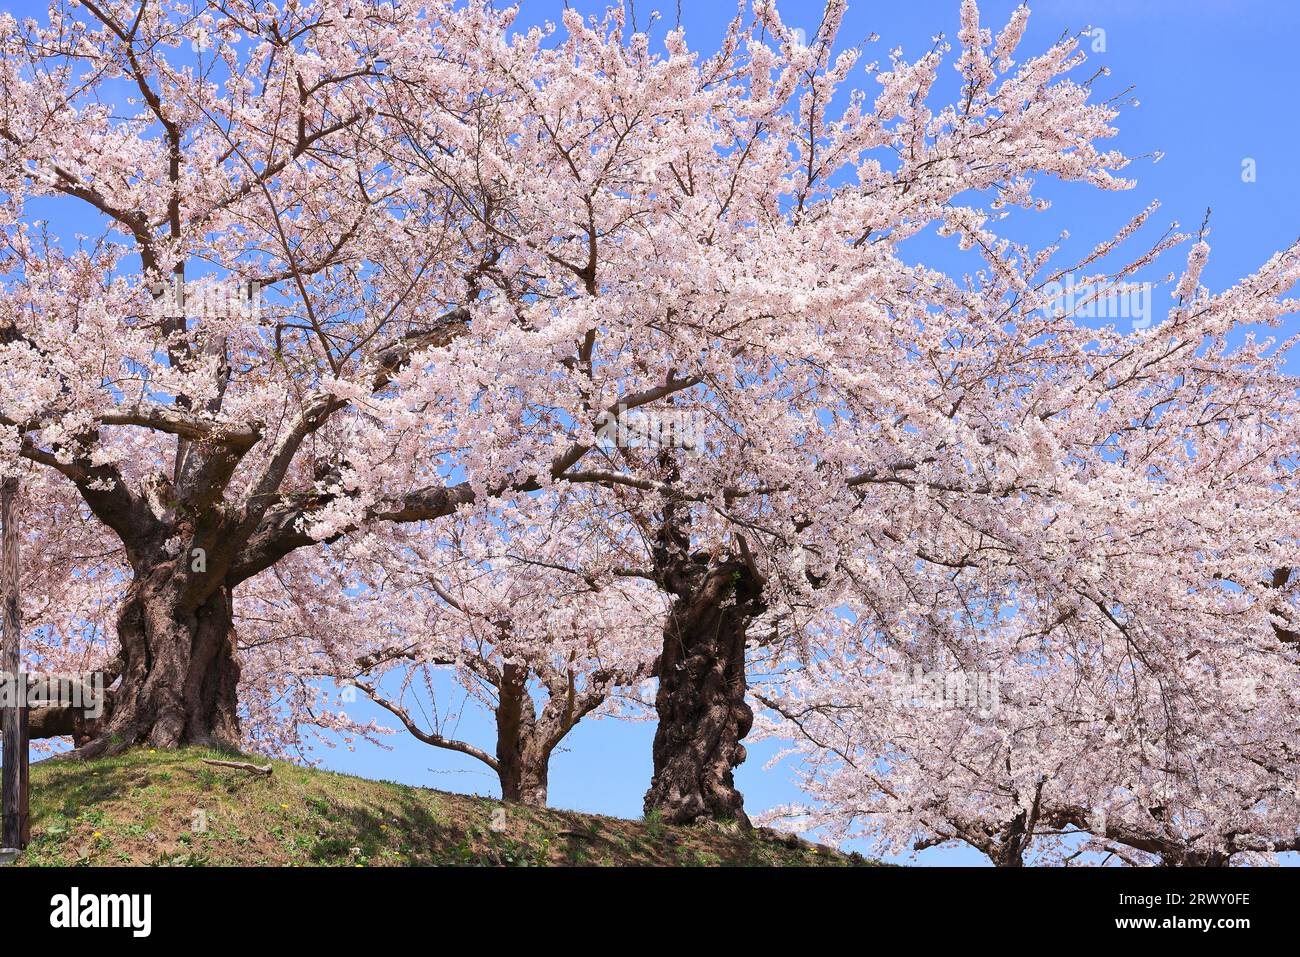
[7,747,872,867]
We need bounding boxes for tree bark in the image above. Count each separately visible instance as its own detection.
[498,755,549,807]
[1164,849,1229,867]
[644,559,762,826]
[495,663,549,806]
[79,568,240,757]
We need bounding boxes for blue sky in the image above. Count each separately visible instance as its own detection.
[3,0,1298,865]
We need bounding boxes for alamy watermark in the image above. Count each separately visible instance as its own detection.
[1041,274,1154,330]
[594,404,711,457]
[0,671,104,718]
[888,665,1000,715]
[49,887,151,937]
[149,275,262,320]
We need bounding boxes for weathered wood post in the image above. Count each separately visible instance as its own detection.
[1,475,28,852]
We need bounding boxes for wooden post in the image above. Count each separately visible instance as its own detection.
[17,706,28,848]
[1,476,27,851]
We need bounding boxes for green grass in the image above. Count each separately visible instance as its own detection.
[5,747,877,867]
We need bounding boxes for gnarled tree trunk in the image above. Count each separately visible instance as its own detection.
[644,558,763,826]
[79,566,240,757]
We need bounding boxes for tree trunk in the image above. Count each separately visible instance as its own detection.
[989,809,1031,866]
[498,756,549,807]
[80,568,240,757]
[495,663,548,807]
[990,845,1026,867]
[1165,849,1229,867]
[644,561,761,826]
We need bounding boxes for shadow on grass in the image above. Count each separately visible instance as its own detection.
[14,746,869,867]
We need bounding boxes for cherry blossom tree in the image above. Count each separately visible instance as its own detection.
[405,0,1161,825]
[1,0,1297,850]
[757,571,1300,866]
[234,491,661,806]
[747,204,1300,857]
[0,0,465,751]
